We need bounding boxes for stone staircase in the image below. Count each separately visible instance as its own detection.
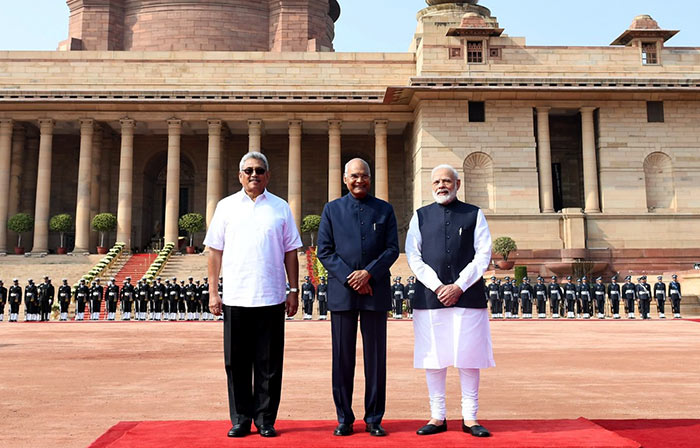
[158,253,208,282]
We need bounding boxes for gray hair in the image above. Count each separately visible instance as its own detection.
[239,152,269,171]
[344,158,372,176]
[431,164,460,180]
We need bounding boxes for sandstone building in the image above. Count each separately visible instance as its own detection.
[0,0,699,275]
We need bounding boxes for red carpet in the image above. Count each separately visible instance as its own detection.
[594,420,700,448]
[89,419,644,448]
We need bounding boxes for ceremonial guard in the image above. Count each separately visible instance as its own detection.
[183,277,196,320]
[152,277,166,320]
[510,278,520,319]
[636,276,652,320]
[622,276,637,319]
[8,279,22,322]
[217,276,224,320]
[168,278,181,321]
[121,278,135,321]
[564,276,577,319]
[607,275,621,319]
[0,280,6,322]
[406,276,416,319]
[200,278,211,320]
[106,278,119,321]
[301,276,315,320]
[194,280,202,320]
[534,276,548,319]
[669,274,682,319]
[58,279,72,321]
[500,276,513,319]
[653,276,667,319]
[487,276,501,319]
[519,277,534,319]
[317,276,328,320]
[593,277,606,319]
[548,276,563,319]
[178,280,187,320]
[40,276,55,322]
[75,279,89,321]
[89,279,104,320]
[136,279,149,321]
[391,277,405,319]
[25,279,38,321]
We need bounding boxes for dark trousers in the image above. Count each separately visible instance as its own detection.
[596,298,605,315]
[393,299,403,316]
[537,299,547,314]
[611,299,620,315]
[330,310,387,425]
[672,299,681,314]
[224,303,285,428]
[318,300,327,316]
[550,297,559,314]
[656,297,665,314]
[640,299,651,318]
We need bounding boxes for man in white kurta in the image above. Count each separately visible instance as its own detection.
[405,164,495,438]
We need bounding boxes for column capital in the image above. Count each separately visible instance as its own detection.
[247,119,263,127]
[167,118,182,127]
[535,107,551,114]
[374,119,388,128]
[119,118,135,129]
[208,119,222,136]
[0,118,13,130]
[328,119,342,130]
[79,118,94,133]
[207,119,222,126]
[288,119,302,134]
[580,106,597,114]
[39,119,54,132]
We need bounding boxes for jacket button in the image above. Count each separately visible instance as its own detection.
[446,235,451,239]
[447,265,452,269]
[446,222,450,226]
[447,249,451,253]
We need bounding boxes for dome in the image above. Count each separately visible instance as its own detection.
[630,15,661,30]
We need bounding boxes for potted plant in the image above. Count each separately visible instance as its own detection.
[7,213,33,255]
[178,213,205,254]
[91,213,117,254]
[301,214,321,247]
[493,236,517,270]
[49,213,73,254]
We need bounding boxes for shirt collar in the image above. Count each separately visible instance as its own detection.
[238,188,268,203]
[346,192,371,204]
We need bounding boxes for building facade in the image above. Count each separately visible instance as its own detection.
[0,0,699,274]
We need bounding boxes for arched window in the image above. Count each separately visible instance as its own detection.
[463,152,494,210]
[643,152,675,211]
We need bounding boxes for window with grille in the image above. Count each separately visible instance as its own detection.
[642,42,658,65]
[647,101,664,123]
[449,47,463,60]
[467,41,484,64]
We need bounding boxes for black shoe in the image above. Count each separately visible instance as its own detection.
[462,421,491,438]
[258,425,277,438]
[227,423,251,438]
[333,423,353,436]
[365,423,387,437]
[417,420,447,435]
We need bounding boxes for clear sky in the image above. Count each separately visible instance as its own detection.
[0,0,698,52]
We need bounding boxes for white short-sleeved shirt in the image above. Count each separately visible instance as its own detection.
[203,189,302,307]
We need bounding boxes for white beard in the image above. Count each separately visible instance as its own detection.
[433,189,457,205]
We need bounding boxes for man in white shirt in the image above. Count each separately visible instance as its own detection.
[204,152,302,439]
[405,164,495,438]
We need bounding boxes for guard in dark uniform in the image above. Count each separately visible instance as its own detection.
[317,276,329,320]
[0,280,6,322]
[217,276,224,321]
[194,280,202,320]
[75,279,89,321]
[669,274,682,319]
[121,278,135,321]
[25,279,38,321]
[391,276,405,319]
[8,279,22,322]
[106,278,119,321]
[511,278,520,319]
[593,277,606,319]
[487,276,501,318]
[405,276,416,319]
[200,277,211,321]
[653,276,667,319]
[90,279,104,320]
[167,278,180,321]
[564,276,577,319]
[136,279,149,321]
[58,278,72,321]
[301,276,315,320]
[184,277,197,321]
[534,276,548,319]
[152,277,166,320]
[574,278,584,319]
[177,280,187,320]
[607,275,621,319]
[40,276,55,322]
[548,276,563,319]
[519,277,534,319]
[501,276,513,319]
[636,276,652,320]
[622,276,636,319]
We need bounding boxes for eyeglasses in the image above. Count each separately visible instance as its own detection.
[242,167,267,176]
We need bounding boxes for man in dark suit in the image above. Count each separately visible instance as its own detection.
[317,158,399,437]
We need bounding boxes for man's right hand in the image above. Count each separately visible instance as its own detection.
[210,292,223,316]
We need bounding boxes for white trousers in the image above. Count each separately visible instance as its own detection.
[426,367,480,421]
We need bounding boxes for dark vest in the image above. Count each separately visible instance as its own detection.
[414,200,486,310]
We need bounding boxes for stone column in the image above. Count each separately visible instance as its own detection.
[248,119,262,153]
[536,107,555,213]
[116,119,134,245]
[580,107,600,213]
[374,120,389,202]
[8,124,26,217]
[328,119,342,202]
[89,126,103,250]
[31,119,54,254]
[288,120,302,232]
[74,119,94,254]
[0,119,13,254]
[164,119,182,245]
[206,119,222,228]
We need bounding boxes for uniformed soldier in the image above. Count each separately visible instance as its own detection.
[534,276,548,319]
[548,276,563,319]
[40,276,55,322]
[37,277,47,321]
[217,276,224,321]
[178,280,187,320]
[636,276,652,320]
[501,276,513,319]
[194,280,202,320]
[317,276,329,320]
[487,276,501,318]
[57,278,72,321]
[622,276,636,319]
[25,279,39,321]
[167,278,180,321]
[106,278,119,321]
[136,279,149,321]
[185,277,197,321]
[391,276,405,319]
[200,277,211,320]
[607,275,622,319]
[669,274,682,319]
[121,278,135,321]
[8,279,22,322]
[90,279,104,320]
[152,277,166,320]
[0,280,6,322]
[301,276,315,320]
[593,277,606,319]
[653,276,667,319]
[75,279,89,321]
[519,277,534,319]
[564,276,577,319]
[575,278,585,319]
[511,278,520,319]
